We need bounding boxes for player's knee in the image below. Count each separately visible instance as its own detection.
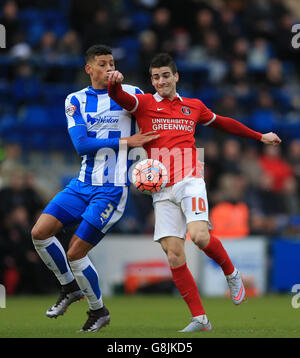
[31,225,46,241]
[67,238,91,262]
[190,229,210,249]
[166,248,185,267]
[66,249,75,262]
[66,247,81,262]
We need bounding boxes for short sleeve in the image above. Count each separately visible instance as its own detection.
[197,99,216,126]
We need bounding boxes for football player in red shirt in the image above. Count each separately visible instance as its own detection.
[108,53,281,332]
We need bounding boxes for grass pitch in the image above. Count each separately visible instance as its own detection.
[0,294,299,338]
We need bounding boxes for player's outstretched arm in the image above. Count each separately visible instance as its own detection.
[121,131,160,148]
[209,114,262,140]
[209,114,282,145]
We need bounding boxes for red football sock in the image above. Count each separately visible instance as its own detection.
[202,234,235,276]
[170,263,205,317]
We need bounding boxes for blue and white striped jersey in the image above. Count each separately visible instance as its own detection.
[65,85,143,186]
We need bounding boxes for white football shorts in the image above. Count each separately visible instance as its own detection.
[152,176,210,242]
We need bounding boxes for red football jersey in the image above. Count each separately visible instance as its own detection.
[132,92,216,186]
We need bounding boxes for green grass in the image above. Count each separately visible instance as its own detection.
[0,294,299,338]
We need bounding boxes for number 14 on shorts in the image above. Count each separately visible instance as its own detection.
[191,197,206,214]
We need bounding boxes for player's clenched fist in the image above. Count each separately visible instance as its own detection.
[108,70,124,84]
[260,132,282,146]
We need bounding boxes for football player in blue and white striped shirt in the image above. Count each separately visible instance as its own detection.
[31,45,159,332]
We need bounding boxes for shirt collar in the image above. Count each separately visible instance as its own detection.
[153,92,183,102]
[86,86,108,95]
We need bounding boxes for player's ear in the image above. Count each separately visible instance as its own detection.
[85,63,91,76]
[175,72,179,83]
[150,75,155,87]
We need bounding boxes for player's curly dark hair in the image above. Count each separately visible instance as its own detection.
[149,53,177,75]
[85,44,112,63]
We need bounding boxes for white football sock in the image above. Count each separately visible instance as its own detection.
[194,314,208,324]
[69,256,103,311]
[32,236,74,285]
[226,267,238,279]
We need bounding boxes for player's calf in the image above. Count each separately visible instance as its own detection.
[67,235,93,262]
[160,236,186,267]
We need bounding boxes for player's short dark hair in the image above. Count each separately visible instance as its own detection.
[149,53,177,75]
[85,44,112,63]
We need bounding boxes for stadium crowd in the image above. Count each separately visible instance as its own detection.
[0,0,300,293]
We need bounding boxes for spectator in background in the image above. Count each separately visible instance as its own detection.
[133,0,159,12]
[203,140,222,194]
[82,7,115,51]
[9,33,32,60]
[69,0,103,35]
[213,95,245,142]
[220,139,242,175]
[218,7,243,48]
[282,177,300,216]
[12,61,41,108]
[0,169,45,226]
[242,0,277,40]
[138,30,158,90]
[150,7,174,54]
[259,145,293,193]
[0,169,27,215]
[251,90,278,133]
[0,205,56,294]
[190,8,215,46]
[210,174,250,239]
[22,171,45,223]
[264,59,285,88]
[247,172,284,235]
[214,94,244,119]
[230,37,249,62]
[226,59,249,86]
[36,31,58,61]
[187,31,226,84]
[248,38,272,71]
[57,30,82,56]
[281,175,300,235]
[0,0,22,51]
[0,142,23,180]
[239,145,263,188]
[202,31,224,61]
[35,31,61,82]
[287,139,300,196]
[173,28,191,60]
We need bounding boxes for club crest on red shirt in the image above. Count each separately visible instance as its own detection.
[181,106,191,115]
